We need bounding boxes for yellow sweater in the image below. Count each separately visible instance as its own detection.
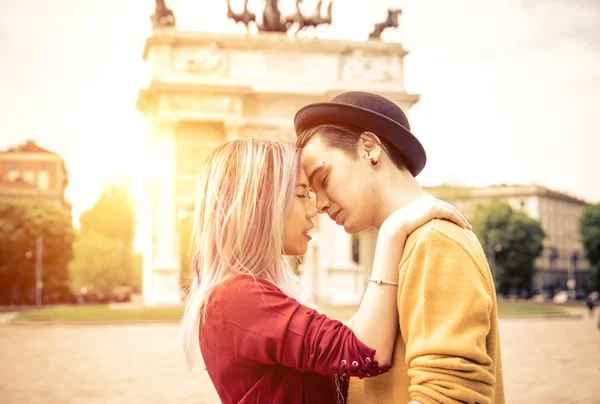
[349,219,505,404]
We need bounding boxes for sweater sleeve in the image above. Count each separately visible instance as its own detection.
[399,229,496,404]
[217,276,389,378]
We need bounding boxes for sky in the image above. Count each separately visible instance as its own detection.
[1,0,599,231]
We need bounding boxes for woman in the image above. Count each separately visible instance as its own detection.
[181,138,470,403]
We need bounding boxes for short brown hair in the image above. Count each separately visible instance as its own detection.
[295,124,408,172]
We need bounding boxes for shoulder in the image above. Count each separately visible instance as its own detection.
[403,219,485,261]
[208,274,300,319]
[210,274,281,303]
[400,220,492,288]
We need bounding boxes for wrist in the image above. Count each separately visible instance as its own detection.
[378,223,408,242]
[370,260,401,280]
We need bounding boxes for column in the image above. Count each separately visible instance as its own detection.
[141,181,154,306]
[299,231,323,305]
[325,220,361,305]
[358,229,379,297]
[143,121,181,306]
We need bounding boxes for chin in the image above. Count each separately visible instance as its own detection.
[284,245,309,257]
[343,220,367,235]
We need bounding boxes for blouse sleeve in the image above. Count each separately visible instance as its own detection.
[215,276,390,378]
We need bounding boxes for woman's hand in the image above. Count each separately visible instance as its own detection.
[380,194,471,240]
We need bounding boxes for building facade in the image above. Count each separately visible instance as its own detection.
[424,184,591,295]
[0,140,71,216]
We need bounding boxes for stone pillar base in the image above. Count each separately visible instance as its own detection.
[326,263,361,305]
[143,268,182,307]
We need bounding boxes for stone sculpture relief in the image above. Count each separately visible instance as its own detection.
[341,49,401,82]
[173,43,230,76]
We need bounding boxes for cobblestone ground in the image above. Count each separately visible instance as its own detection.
[0,309,599,404]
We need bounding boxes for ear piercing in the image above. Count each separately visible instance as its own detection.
[370,158,377,166]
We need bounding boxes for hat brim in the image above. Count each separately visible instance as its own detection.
[294,102,426,177]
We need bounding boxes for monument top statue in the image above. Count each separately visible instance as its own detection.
[151,0,176,29]
[227,0,333,35]
[149,0,400,41]
[368,8,402,40]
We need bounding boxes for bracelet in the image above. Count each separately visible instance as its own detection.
[369,278,399,286]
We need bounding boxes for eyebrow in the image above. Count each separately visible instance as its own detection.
[307,164,326,185]
[296,183,308,189]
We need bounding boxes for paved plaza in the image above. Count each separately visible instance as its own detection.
[0,309,599,404]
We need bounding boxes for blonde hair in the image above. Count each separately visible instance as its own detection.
[181,138,305,367]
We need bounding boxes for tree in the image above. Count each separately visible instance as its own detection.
[579,203,600,292]
[69,183,140,297]
[471,200,545,296]
[0,200,74,304]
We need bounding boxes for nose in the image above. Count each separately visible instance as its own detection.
[315,194,330,214]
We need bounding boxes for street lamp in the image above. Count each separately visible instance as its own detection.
[35,236,43,306]
[488,242,502,288]
[568,241,582,299]
[25,238,43,306]
[542,239,558,294]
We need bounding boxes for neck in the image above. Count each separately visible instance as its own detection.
[371,168,425,230]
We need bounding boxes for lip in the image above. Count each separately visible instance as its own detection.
[329,210,341,223]
[302,225,314,240]
[334,210,344,226]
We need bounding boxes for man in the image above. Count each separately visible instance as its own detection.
[294,91,505,404]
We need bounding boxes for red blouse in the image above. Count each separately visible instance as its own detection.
[200,275,389,404]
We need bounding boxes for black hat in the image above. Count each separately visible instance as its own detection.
[294,91,426,177]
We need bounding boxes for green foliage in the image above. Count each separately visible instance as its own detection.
[79,184,136,248]
[15,304,183,322]
[13,301,565,323]
[579,203,600,291]
[69,184,140,296]
[471,200,545,296]
[0,199,74,304]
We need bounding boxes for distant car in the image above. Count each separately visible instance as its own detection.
[112,286,134,302]
[553,291,569,304]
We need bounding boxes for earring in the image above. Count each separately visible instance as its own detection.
[370,158,377,166]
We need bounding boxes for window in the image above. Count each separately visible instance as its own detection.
[23,170,35,183]
[38,171,49,190]
[8,170,20,181]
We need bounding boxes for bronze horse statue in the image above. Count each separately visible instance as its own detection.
[368,8,401,39]
[285,0,333,36]
[151,0,176,28]
[226,0,256,31]
[259,0,287,32]
[225,0,333,35]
